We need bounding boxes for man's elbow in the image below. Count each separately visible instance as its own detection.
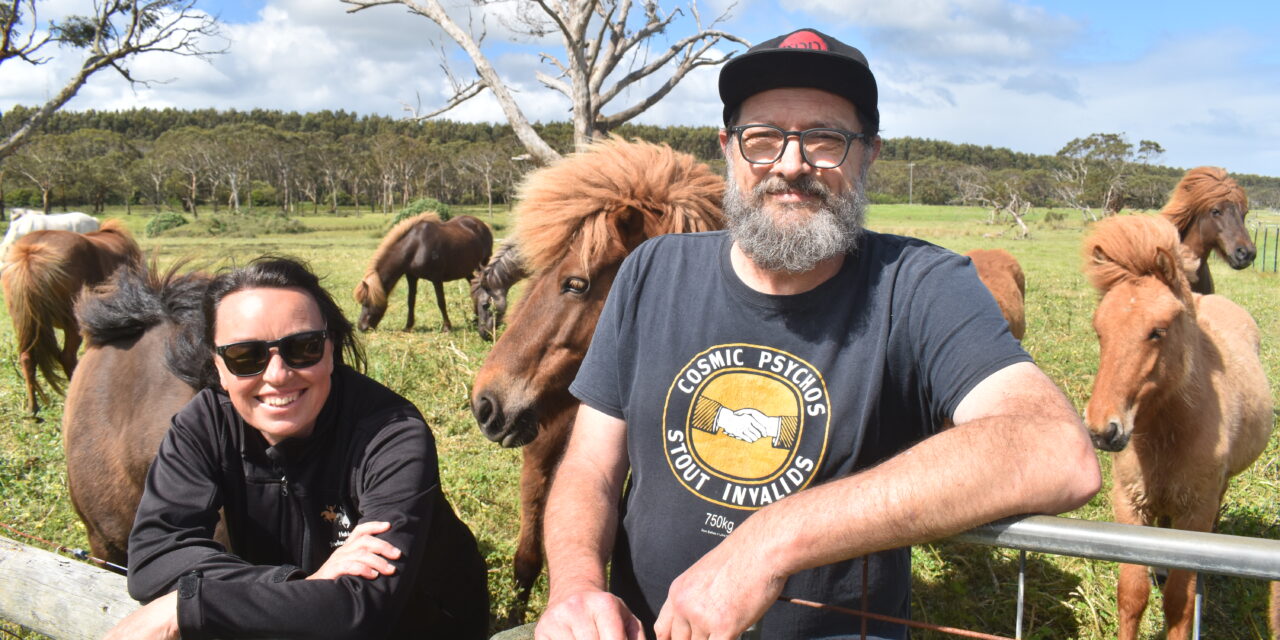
[1043,425,1102,514]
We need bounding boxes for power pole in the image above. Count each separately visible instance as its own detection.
[908,162,916,205]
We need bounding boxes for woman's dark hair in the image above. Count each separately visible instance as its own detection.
[185,256,365,388]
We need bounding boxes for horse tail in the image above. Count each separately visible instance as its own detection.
[2,241,78,398]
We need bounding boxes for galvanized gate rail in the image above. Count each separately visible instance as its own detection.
[1252,222,1280,273]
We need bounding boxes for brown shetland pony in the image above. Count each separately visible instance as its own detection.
[63,263,210,564]
[1159,166,1255,295]
[470,138,724,612]
[964,248,1026,340]
[1,220,142,416]
[353,213,493,332]
[1083,215,1273,640]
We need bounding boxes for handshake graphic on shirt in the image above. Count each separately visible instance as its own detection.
[691,398,799,449]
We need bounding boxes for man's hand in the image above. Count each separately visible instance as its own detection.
[103,591,180,640]
[535,589,643,640]
[654,533,785,640]
[714,407,778,443]
[307,520,401,581]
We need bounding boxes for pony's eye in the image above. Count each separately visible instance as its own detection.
[562,277,589,295]
[1148,327,1167,341]
[1210,208,1221,217]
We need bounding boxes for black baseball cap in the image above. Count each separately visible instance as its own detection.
[719,28,879,136]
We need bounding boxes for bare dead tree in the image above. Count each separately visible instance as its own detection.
[1052,157,1096,223]
[0,0,224,162]
[341,0,748,165]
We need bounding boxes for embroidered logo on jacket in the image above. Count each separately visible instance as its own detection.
[322,505,353,548]
[663,344,830,510]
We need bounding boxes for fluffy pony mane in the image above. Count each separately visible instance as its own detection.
[1083,214,1195,306]
[354,211,441,307]
[1160,166,1248,235]
[514,138,724,274]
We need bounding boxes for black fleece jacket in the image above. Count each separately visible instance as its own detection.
[127,365,488,639]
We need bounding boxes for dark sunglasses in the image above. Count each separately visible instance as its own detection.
[215,329,328,377]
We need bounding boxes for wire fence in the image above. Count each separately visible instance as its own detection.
[1253,222,1280,273]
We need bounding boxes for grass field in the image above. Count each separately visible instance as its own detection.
[0,203,1276,639]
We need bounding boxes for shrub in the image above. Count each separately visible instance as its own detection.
[155,212,308,238]
[145,212,190,237]
[388,197,452,229]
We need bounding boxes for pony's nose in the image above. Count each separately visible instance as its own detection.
[1091,420,1130,452]
[473,392,503,441]
[1233,246,1256,267]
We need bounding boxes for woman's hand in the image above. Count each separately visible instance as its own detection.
[307,520,402,581]
[103,591,180,640]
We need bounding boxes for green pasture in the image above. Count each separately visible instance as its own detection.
[0,204,1276,638]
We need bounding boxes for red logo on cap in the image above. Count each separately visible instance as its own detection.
[779,31,828,51]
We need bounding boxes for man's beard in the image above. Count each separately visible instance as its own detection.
[723,164,869,274]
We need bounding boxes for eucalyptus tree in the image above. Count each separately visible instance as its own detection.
[0,0,223,161]
[340,0,747,165]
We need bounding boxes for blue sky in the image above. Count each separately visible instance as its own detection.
[2,0,1277,177]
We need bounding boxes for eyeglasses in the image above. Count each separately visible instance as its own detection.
[215,330,328,377]
[728,124,867,169]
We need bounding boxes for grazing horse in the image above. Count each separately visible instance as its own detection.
[1,220,142,416]
[964,248,1026,340]
[1159,166,1254,295]
[470,138,724,613]
[1082,215,1273,640]
[353,213,493,332]
[1,211,100,265]
[470,237,529,341]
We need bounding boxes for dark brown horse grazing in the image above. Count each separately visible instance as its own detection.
[470,237,529,341]
[1,220,142,416]
[1159,166,1254,295]
[1083,215,1272,640]
[353,213,493,332]
[63,263,210,565]
[470,138,724,614]
[964,248,1026,340]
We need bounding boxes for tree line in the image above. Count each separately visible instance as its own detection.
[1,106,1277,219]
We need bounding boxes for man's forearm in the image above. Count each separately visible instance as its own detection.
[729,384,1099,579]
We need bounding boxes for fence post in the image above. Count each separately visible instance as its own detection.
[0,536,138,640]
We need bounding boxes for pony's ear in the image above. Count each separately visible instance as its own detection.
[1154,246,1183,289]
[353,280,367,304]
[1090,244,1111,268]
[611,206,650,253]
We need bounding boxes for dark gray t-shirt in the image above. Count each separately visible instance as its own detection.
[570,230,1029,639]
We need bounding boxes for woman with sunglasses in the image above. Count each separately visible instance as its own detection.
[105,257,489,639]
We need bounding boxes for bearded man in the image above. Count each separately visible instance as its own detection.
[535,28,1100,640]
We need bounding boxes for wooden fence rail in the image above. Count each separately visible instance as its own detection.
[0,536,136,640]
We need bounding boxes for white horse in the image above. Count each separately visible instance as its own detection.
[1,211,101,266]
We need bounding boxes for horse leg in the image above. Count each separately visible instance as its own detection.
[1113,492,1149,640]
[19,349,39,418]
[509,425,570,624]
[59,326,81,380]
[1163,506,1218,639]
[403,277,416,331]
[1269,581,1279,639]
[433,280,451,332]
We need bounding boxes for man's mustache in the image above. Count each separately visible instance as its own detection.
[756,174,832,199]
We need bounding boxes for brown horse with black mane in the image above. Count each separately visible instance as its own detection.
[353,213,493,333]
[1,219,142,416]
[1083,215,1272,640]
[470,138,724,614]
[1159,166,1255,295]
[470,237,529,341]
[63,262,211,565]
